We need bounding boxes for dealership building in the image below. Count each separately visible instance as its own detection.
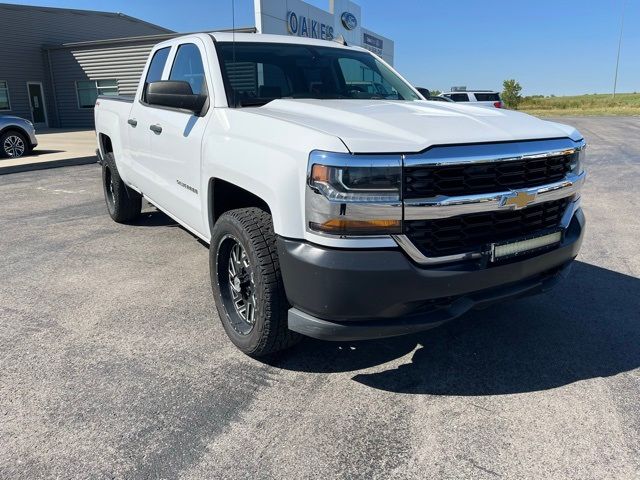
[0,0,394,128]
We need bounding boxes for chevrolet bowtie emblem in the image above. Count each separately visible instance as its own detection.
[502,190,537,209]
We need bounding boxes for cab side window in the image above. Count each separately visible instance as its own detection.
[170,43,206,95]
[143,47,170,101]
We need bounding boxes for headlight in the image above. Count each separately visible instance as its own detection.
[569,143,586,174]
[309,164,400,202]
[306,151,402,236]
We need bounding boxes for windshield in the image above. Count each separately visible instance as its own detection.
[216,42,421,107]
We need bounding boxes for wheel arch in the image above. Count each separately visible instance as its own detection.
[207,178,272,236]
[0,126,31,146]
[99,133,114,155]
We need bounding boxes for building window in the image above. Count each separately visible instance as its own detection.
[76,79,118,108]
[0,81,10,110]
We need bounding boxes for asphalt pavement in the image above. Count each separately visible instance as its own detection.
[0,116,638,479]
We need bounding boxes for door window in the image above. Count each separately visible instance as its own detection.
[146,47,171,83]
[169,43,206,95]
[142,47,170,102]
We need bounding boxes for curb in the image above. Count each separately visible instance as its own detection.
[0,156,97,175]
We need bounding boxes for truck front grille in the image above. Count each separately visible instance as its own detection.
[404,199,569,257]
[403,154,573,199]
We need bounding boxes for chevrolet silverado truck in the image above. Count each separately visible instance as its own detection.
[94,33,586,356]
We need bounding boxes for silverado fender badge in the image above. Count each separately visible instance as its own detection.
[177,179,198,194]
[501,190,536,210]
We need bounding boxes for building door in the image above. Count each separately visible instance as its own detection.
[27,82,47,126]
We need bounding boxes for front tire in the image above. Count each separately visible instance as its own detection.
[0,130,30,158]
[210,208,301,356]
[102,152,142,223]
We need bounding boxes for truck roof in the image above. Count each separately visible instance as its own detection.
[210,32,364,52]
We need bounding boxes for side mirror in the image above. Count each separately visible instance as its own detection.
[416,87,431,99]
[146,81,206,113]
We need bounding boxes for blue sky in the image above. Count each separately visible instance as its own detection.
[10,0,639,95]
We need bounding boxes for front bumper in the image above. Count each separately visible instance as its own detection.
[278,208,585,341]
[28,131,38,148]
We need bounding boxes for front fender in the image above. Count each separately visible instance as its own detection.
[201,109,347,239]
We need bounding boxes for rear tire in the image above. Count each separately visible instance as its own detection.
[102,152,142,223]
[0,130,30,158]
[210,207,301,357]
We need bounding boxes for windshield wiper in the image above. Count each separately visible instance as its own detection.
[237,98,275,108]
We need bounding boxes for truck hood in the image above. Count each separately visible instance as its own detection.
[247,99,581,153]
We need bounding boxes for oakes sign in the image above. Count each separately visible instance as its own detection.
[286,11,334,40]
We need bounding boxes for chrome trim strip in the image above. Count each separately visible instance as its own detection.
[392,234,483,265]
[404,171,585,221]
[308,150,402,172]
[560,196,581,228]
[403,138,586,167]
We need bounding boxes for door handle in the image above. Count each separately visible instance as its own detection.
[149,124,162,134]
[127,118,137,127]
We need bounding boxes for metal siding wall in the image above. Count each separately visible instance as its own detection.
[49,42,157,128]
[0,4,170,127]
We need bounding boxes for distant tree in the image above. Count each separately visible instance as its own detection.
[429,89,442,97]
[502,79,523,109]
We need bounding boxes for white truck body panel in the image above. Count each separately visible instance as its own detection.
[248,98,579,153]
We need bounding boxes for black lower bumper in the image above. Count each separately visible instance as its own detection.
[277,209,585,341]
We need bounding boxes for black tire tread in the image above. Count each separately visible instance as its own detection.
[102,152,142,223]
[213,207,300,356]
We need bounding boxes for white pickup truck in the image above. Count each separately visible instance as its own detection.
[95,33,586,356]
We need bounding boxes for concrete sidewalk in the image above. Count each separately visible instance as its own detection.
[0,129,97,174]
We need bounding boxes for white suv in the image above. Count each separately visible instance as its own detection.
[440,90,504,108]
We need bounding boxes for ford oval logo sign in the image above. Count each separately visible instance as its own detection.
[341,12,358,30]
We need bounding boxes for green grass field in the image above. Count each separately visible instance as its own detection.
[518,92,640,117]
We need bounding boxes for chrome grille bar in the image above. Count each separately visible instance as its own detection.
[404,171,585,221]
[403,138,586,168]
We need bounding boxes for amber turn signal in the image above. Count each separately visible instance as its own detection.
[310,164,330,183]
[310,219,401,235]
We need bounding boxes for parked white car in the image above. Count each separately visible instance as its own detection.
[0,115,38,158]
[94,33,586,356]
[441,90,504,108]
